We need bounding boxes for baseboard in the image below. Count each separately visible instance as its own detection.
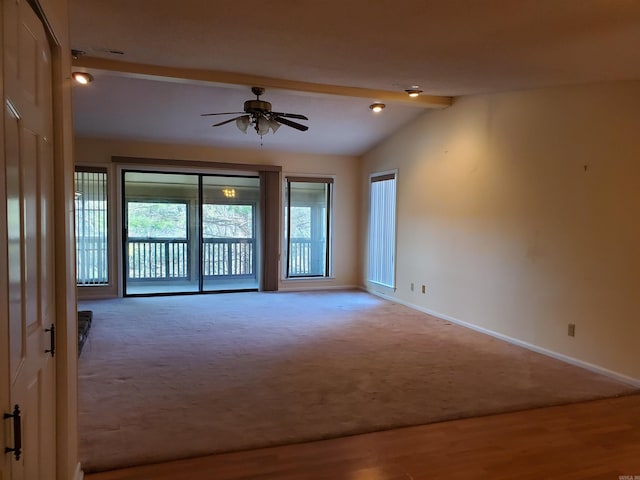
[74,462,84,480]
[279,284,360,292]
[367,289,640,388]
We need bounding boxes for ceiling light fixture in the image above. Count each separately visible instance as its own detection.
[202,87,308,145]
[72,72,93,85]
[369,103,385,113]
[222,188,236,198]
[405,88,423,97]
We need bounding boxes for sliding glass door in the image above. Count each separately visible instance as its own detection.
[123,171,259,296]
[124,172,199,294]
[202,176,260,292]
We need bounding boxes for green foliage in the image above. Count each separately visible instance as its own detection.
[127,202,187,238]
[127,202,254,239]
[203,204,252,238]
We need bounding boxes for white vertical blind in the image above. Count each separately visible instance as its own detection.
[75,169,109,286]
[368,173,397,287]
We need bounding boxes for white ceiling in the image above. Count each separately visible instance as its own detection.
[69,0,640,156]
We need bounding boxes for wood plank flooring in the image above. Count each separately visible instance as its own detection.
[87,394,640,480]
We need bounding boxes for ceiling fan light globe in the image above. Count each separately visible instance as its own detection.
[268,118,281,134]
[235,116,250,133]
[257,116,271,135]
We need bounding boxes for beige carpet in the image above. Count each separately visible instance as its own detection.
[78,291,636,472]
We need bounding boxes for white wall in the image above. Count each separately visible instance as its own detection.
[74,137,361,296]
[361,80,640,381]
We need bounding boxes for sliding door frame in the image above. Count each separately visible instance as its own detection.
[112,157,281,296]
[122,171,197,295]
[121,167,266,296]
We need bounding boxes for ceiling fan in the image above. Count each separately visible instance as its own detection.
[201,87,309,136]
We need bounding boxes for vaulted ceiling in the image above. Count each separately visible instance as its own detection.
[70,0,640,155]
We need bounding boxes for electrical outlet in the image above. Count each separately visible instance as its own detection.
[421,285,426,294]
[568,323,576,337]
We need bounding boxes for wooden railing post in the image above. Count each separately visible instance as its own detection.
[164,240,170,278]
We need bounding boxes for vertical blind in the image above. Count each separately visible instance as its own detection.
[368,173,396,287]
[75,168,109,286]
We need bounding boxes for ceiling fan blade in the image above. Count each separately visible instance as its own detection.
[212,116,246,127]
[274,116,309,132]
[271,112,309,120]
[201,112,245,117]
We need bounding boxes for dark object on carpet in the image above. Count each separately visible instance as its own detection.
[78,310,93,356]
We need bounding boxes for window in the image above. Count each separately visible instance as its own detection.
[285,177,333,278]
[202,204,254,239]
[126,201,189,281]
[127,202,188,239]
[202,204,255,278]
[75,168,109,286]
[367,172,397,287]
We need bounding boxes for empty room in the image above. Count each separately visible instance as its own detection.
[1,1,639,480]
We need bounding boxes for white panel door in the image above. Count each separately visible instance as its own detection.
[2,0,56,478]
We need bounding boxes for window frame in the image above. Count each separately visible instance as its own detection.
[283,175,334,279]
[75,166,110,287]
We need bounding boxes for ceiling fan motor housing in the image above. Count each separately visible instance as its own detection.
[244,99,272,115]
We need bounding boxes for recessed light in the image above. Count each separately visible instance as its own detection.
[72,72,94,85]
[405,88,423,97]
[369,103,385,113]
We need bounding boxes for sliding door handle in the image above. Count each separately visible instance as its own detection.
[3,405,22,461]
[45,324,55,357]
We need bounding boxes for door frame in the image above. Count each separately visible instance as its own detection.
[120,168,261,296]
[113,157,281,295]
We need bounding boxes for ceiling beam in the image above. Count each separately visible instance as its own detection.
[72,56,452,109]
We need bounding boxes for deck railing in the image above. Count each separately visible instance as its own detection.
[128,237,323,281]
[127,238,189,280]
[202,238,254,278]
[127,237,256,280]
[288,237,325,276]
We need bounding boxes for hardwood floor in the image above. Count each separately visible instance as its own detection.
[87,394,640,480]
